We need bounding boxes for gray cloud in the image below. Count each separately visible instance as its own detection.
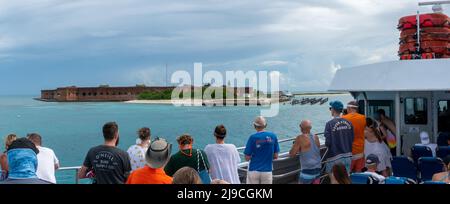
[0,0,445,94]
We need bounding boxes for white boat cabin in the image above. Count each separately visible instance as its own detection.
[329,59,450,156]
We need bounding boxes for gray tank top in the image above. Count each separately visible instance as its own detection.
[299,133,322,170]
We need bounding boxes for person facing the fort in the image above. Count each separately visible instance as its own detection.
[78,122,132,184]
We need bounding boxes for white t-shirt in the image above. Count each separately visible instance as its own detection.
[414,143,437,157]
[364,140,392,172]
[127,144,147,171]
[204,143,241,184]
[36,146,59,184]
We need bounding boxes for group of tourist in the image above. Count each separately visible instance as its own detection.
[289,100,402,184]
[75,121,244,184]
[0,99,449,184]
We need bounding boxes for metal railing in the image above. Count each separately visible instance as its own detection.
[57,166,81,184]
[57,132,326,184]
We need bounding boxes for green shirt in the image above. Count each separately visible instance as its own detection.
[164,149,210,177]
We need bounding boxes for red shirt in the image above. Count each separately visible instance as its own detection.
[126,166,172,184]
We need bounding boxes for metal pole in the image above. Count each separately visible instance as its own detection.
[395,92,401,156]
[416,10,421,56]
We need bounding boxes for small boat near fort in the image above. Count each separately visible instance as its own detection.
[290,97,329,106]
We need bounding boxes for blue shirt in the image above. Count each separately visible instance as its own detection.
[324,117,354,162]
[244,131,280,172]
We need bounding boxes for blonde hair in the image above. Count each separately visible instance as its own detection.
[172,167,202,184]
[4,134,17,149]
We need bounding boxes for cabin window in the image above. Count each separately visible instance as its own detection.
[438,100,450,132]
[366,100,394,119]
[404,98,427,125]
[357,100,365,115]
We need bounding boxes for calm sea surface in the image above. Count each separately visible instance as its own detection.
[0,94,352,183]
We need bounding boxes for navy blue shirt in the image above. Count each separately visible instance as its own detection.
[244,131,280,172]
[324,117,354,162]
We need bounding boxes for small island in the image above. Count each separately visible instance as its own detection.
[38,84,280,105]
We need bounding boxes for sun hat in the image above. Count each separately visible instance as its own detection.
[145,137,172,169]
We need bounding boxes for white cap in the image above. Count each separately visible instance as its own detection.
[420,131,430,145]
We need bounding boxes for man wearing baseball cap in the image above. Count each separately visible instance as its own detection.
[323,100,354,175]
[415,131,437,157]
[361,154,385,183]
[342,101,366,173]
[126,137,173,184]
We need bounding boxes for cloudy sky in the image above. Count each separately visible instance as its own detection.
[0,0,445,95]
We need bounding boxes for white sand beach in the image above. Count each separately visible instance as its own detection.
[124,98,277,106]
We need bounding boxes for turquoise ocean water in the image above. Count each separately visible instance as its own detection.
[0,94,352,183]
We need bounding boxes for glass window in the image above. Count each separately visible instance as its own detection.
[357,100,365,115]
[404,98,427,124]
[438,100,450,132]
[367,100,394,119]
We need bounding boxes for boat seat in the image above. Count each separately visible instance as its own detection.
[436,146,450,159]
[418,157,445,181]
[350,173,376,184]
[411,145,433,165]
[385,176,416,184]
[437,132,449,146]
[421,181,447,184]
[391,156,418,181]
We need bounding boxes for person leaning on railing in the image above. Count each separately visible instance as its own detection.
[0,134,17,180]
[289,120,321,184]
[164,134,210,184]
[127,127,151,171]
[0,138,51,184]
[78,122,132,184]
[244,116,280,184]
[204,125,241,184]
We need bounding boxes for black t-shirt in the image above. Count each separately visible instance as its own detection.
[83,145,131,184]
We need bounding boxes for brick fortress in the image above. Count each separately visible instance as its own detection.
[40,85,254,102]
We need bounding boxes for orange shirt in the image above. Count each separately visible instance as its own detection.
[342,112,366,155]
[126,166,173,184]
